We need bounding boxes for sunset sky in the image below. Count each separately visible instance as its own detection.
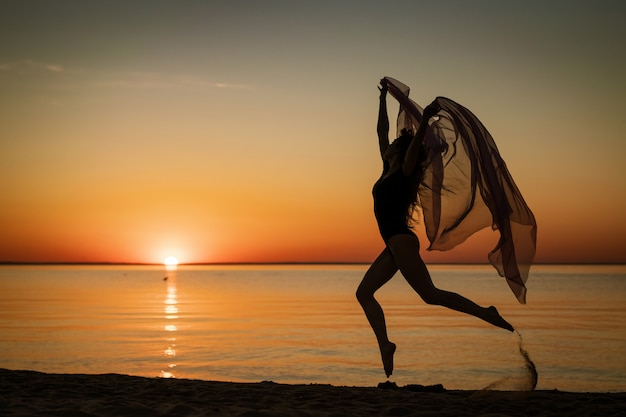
[1,1,624,264]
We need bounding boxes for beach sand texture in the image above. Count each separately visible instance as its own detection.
[2,369,624,417]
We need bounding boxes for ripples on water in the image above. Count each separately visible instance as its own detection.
[0,264,624,392]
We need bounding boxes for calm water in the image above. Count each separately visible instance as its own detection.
[1,264,625,392]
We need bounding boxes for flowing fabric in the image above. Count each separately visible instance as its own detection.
[384,77,537,304]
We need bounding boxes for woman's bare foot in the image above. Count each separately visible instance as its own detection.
[381,342,396,378]
[485,306,514,332]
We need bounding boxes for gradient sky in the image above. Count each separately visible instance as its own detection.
[1,0,624,264]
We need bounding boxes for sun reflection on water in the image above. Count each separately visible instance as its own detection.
[160,266,178,378]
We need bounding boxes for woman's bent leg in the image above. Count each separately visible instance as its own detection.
[387,234,514,332]
[356,248,399,377]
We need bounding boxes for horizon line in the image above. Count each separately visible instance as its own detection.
[1,261,625,266]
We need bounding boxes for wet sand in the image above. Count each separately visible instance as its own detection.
[1,368,624,416]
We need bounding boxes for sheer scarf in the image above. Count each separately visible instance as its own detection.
[384,77,537,304]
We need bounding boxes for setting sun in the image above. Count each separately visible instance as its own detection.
[163,256,179,266]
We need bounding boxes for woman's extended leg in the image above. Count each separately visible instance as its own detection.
[387,234,514,332]
[356,248,399,377]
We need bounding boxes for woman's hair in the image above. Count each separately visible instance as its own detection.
[395,129,428,226]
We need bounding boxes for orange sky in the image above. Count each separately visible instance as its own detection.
[1,1,625,264]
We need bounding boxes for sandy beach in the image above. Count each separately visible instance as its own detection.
[1,369,624,417]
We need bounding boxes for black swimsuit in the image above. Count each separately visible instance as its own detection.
[372,164,416,243]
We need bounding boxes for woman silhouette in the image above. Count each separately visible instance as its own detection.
[356,79,514,378]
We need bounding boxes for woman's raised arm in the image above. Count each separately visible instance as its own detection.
[377,80,390,158]
[402,101,439,176]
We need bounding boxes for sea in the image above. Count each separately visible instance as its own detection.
[1,264,624,393]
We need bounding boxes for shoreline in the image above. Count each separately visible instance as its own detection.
[2,369,625,417]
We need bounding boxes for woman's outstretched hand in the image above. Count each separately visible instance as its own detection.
[378,78,388,96]
[423,101,440,119]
